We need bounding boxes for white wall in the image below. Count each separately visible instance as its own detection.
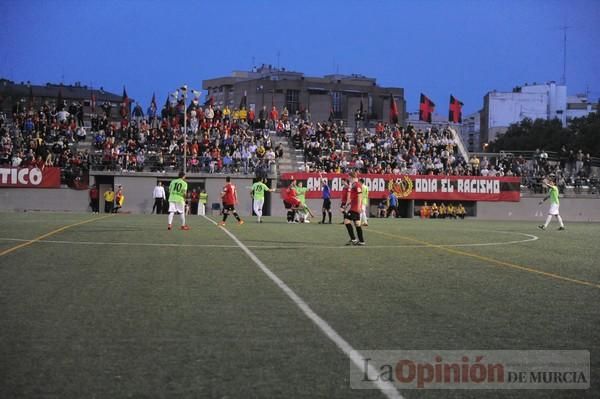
[489,92,547,127]
[478,197,600,222]
[0,188,89,212]
[485,83,572,143]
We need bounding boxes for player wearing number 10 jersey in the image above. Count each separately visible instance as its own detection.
[168,171,190,230]
[251,178,274,223]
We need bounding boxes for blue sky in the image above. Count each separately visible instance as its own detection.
[1,0,598,115]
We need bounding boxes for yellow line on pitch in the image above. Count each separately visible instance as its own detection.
[369,228,600,289]
[0,215,113,258]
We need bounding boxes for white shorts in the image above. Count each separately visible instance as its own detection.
[548,203,560,216]
[253,198,264,211]
[169,201,185,214]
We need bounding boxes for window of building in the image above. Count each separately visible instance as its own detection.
[286,89,299,113]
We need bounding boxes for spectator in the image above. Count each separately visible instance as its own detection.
[113,185,125,213]
[152,181,166,214]
[377,201,386,218]
[198,189,208,216]
[103,187,115,213]
[189,188,199,215]
[583,153,592,177]
[89,184,99,213]
[575,150,584,175]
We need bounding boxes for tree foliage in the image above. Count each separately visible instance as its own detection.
[489,113,600,156]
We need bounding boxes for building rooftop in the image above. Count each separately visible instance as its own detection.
[0,78,124,102]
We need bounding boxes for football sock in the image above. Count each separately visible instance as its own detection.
[287,211,293,222]
[345,224,356,240]
[322,211,326,223]
[233,211,241,222]
[223,213,228,222]
[168,212,174,225]
[557,215,564,228]
[544,215,552,228]
[328,211,332,223]
[180,213,186,226]
[356,226,364,242]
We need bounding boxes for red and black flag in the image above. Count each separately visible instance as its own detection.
[163,94,174,118]
[328,92,335,122]
[419,93,435,123]
[448,95,463,123]
[239,91,247,109]
[27,85,34,109]
[90,90,96,113]
[389,93,399,124]
[149,92,157,116]
[120,86,131,119]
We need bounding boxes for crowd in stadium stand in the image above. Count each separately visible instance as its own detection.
[0,99,286,180]
[1,102,90,187]
[0,94,596,194]
[292,121,468,175]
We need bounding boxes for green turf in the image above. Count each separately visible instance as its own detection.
[0,212,598,398]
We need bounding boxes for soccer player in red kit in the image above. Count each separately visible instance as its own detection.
[338,178,350,224]
[343,172,365,245]
[283,179,302,223]
[220,176,244,226]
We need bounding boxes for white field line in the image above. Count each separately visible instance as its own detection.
[204,215,404,399]
[0,232,538,250]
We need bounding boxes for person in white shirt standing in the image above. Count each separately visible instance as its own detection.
[152,181,166,214]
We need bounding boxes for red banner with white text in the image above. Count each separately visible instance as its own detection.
[0,167,61,188]
[280,173,521,202]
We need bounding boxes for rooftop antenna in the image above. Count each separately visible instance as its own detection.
[560,24,569,85]
[251,56,255,69]
[584,84,591,101]
[276,50,281,70]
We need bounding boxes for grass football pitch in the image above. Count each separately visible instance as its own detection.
[0,212,598,398]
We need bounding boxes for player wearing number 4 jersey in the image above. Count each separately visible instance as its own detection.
[220,176,243,226]
[168,171,190,230]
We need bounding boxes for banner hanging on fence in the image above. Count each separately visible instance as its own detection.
[279,173,521,202]
[0,167,61,188]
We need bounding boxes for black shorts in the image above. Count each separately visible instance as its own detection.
[223,204,235,212]
[345,211,360,221]
[283,201,292,210]
[322,198,331,210]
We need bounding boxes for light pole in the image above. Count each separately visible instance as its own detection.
[176,85,202,174]
[179,85,188,174]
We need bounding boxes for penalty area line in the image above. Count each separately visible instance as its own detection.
[204,215,404,399]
